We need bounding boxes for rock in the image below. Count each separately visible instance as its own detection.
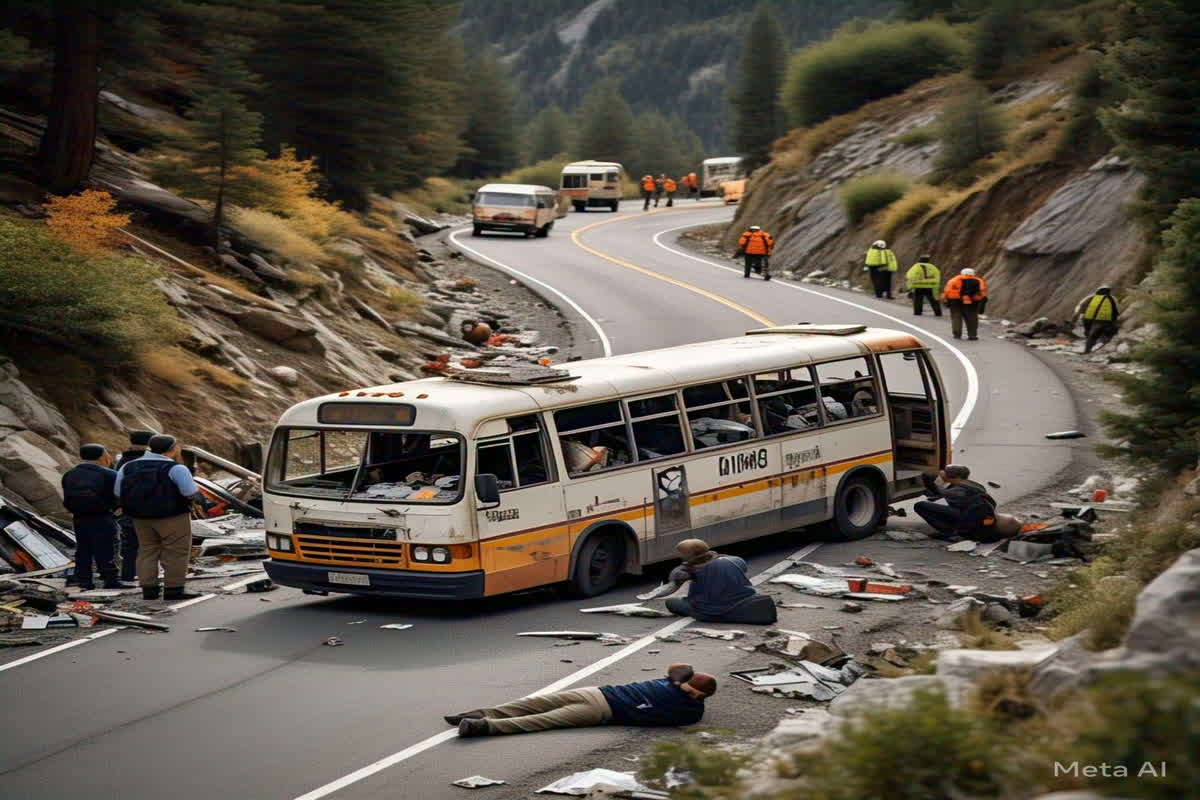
[0,365,77,450]
[267,366,300,386]
[761,710,836,749]
[219,254,266,286]
[829,675,968,717]
[840,601,864,614]
[233,309,324,354]
[1014,317,1054,337]
[983,602,1016,626]
[1118,549,1200,670]
[935,645,1058,682]
[461,321,492,345]
[1070,474,1112,497]
[247,253,289,282]
[0,430,73,516]
[933,597,985,631]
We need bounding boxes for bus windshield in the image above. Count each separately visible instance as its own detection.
[476,192,535,207]
[266,428,464,503]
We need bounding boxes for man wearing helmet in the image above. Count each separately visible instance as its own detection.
[735,225,774,280]
[942,267,989,340]
[864,240,899,299]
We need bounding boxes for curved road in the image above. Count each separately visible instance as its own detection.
[0,202,1073,800]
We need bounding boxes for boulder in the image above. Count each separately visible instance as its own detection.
[233,309,324,355]
[761,710,836,750]
[219,254,266,287]
[829,675,968,717]
[267,366,300,386]
[1118,549,1200,669]
[247,253,289,282]
[0,364,77,452]
[0,430,73,516]
[933,596,986,630]
[935,645,1058,682]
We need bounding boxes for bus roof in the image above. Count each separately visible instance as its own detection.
[276,327,925,433]
[702,156,742,166]
[476,183,555,194]
[562,161,623,172]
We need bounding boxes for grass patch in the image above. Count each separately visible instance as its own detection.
[394,176,472,217]
[880,184,946,238]
[893,124,939,147]
[783,20,966,128]
[0,215,181,365]
[639,741,747,795]
[839,171,910,225]
[385,286,424,319]
[139,347,247,391]
[230,207,327,265]
[969,668,1044,722]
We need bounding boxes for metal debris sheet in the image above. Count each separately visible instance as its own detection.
[579,603,671,618]
[452,775,506,789]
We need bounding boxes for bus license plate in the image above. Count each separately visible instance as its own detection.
[328,571,370,586]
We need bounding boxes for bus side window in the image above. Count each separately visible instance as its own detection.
[814,357,880,421]
[555,402,633,476]
[628,393,686,461]
[476,440,516,491]
[683,378,758,449]
[754,367,820,436]
[477,415,553,491]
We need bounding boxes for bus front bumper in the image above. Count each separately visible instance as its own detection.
[263,560,486,600]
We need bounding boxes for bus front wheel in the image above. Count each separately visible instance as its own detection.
[825,473,886,541]
[570,532,624,597]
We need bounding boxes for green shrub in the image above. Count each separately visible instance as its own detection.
[783,21,965,127]
[840,171,910,225]
[0,216,181,365]
[639,741,747,796]
[495,157,569,190]
[893,124,939,147]
[935,84,1009,173]
[881,184,945,237]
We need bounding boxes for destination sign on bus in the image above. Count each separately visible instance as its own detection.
[316,402,415,426]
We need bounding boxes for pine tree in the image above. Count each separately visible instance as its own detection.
[574,79,635,165]
[935,83,1007,173]
[35,1,103,194]
[455,49,520,178]
[1099,0,1200,231]
[1102,199,1200,472]
[970,0,1034,80]
[728,2,789,170]
[187,39,264,247]
[528,105,569,162]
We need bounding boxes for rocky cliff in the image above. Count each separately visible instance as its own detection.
[726,54,1147,324]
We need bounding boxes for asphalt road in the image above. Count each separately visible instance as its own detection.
[0,201,1075,800]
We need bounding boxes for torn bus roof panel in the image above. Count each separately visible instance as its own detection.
[0,498,74,573]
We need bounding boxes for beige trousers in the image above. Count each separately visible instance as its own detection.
[133,513,192,588]
[469,687,612,735]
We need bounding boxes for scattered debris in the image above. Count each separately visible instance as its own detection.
[323,636,343,646]
[94,609,169,631]
[853,556,874,567]
[537,768,651,796]
[947,540,978,552]
[778,602,823,609]
[195,626,237,633]
[733,660,865,702]
[579,603,672,618]
[769,574,847,596]
[1044,430,1085,439]
[845,579,912,595]
[452,775,507,789]
[987,481,1002,489]
[655,633,682,643]
[380,623,413,630]
[647,648,660,654]
[598,633,632,646]
[840,601,864,614]
[560,658,573,663]
[876,563,899,578]
[347,620,367,625]
[933,597,987,631]
[243,578,276,593]
[0,498,75,573]
[688,628,746,640]
[882,529,929,541]
[822,625,842,630]
[517,631,604,640]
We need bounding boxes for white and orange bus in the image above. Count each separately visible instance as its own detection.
[560,160,623,212]
[261,325,948,599]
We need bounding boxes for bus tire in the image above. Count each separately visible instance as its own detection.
[824,472,886,541]
[536,222,551,238]
[573,201,585,213]
[609,200,619,212]
[472,224,482,237]
[570,532,624,597]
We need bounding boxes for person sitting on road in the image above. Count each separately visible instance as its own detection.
[914,464,1004,542]
[448,663,715,737]
[642,539,777,624]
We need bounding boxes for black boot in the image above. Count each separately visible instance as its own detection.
[142,586,161,600]
[105,579,137,589]
[457,718,491,737]
[163,586,202,601]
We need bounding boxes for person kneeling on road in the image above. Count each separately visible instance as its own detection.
[642,538,777,624]
[448,663,715,737]
[914,465,1006,543]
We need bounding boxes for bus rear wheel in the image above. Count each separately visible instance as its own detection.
[536,222,552,238]
[823,474,886,541]
[472,224,482,237]
[570,532,624,597]
[573,201,586,213]
[609,200,619,212]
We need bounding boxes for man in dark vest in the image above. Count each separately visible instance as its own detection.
[914,464,1001,542]
[61,444,126,590]
[113,430,155,582]
[115,434,202,600]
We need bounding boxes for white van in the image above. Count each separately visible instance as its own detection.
[472,184,558,237]
[560,161,623,212]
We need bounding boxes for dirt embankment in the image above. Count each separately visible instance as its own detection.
[725,53,1147,324]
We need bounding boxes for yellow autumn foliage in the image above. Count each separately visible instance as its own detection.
[44,190,131,253]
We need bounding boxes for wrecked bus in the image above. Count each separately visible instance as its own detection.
[260,325,948,600]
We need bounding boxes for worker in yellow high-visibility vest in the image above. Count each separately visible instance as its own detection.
[864,240,898,299]
[905,254,942,317]
[1073,286,1119,353]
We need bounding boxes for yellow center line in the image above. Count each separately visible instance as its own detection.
[570,208,776,327]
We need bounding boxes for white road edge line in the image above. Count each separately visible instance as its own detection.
[650,223,980,441]
[448,227,614,357]
[167,593,216,611]
[220,573,269,592]
[293,542,821,800]
[0,627,121,673]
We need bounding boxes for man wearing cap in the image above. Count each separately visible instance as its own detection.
[942,267,988,340]
[1072,285,1119,354]
[115,434,202,600]
[113,430,154,582]
[448,662,716,737]
[61,444,125,590]
[905,254,942,317]
[643,538,776,624]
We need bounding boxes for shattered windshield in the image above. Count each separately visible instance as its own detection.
[266,428,464,503]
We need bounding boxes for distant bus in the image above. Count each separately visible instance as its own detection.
[701,156,745,197]
[472,183,558,238]
[560,160,623,212]
[259,324,949,600]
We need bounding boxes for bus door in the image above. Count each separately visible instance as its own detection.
[876,350,945,496]
[652,464,692,537]
[474,415,568,592]
[812,356,892,488]
[754,367,827,524]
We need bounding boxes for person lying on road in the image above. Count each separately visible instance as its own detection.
[639,538,777,624]
[448,663,716,737]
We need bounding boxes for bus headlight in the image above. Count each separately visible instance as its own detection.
[268,534,293,552]
[412,546,430,562]
[431,547,450,563]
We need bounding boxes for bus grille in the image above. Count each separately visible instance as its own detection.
[294,535,407,567]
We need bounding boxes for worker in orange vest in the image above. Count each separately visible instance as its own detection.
[942,267,988,340]
[654,174,666,207]
[683,172,699,200]
[641,174,656,210]
[663,176,678,207]
[735,225,774,280]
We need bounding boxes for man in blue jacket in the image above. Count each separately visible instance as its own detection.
[645,539,776,624]
[449,663,716,736]
[61,443,124,590]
